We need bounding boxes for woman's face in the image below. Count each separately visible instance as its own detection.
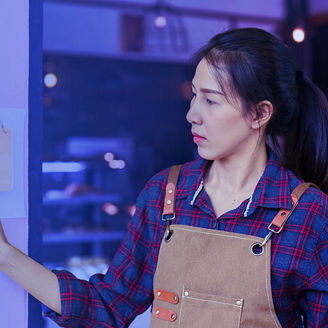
[186,58,256,161]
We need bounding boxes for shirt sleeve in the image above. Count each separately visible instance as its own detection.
[299,224,328,327]
[44,184,156,328]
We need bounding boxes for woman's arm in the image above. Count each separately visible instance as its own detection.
[44,183,155,327]
[0,180,156,327]
[0,231,62,315]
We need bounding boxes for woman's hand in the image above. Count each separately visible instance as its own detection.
[0,218,62,314]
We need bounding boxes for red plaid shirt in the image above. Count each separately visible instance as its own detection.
[45,147,328,327]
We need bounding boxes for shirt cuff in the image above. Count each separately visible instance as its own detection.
[43,269,78,326]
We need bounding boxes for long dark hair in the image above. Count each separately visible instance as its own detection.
[194,27,328,193]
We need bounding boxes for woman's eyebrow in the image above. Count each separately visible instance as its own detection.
[191,82,225,96]
[200,88,225,96]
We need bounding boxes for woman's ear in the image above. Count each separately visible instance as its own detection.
[251,100,274,130]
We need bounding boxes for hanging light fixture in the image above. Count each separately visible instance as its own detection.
[144,0,189,54]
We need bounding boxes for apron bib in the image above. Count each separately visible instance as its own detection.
[150,165,318,328]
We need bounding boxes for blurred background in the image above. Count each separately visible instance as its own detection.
[41,0,328,326]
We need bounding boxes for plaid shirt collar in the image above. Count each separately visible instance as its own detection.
[178,146,296,217]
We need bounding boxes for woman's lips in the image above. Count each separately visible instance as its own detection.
[192,132,206,144]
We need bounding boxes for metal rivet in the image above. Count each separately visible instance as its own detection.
[155,309,160,315]
[157,291,161,297]
[251,243,264,256]
[167,200,172,205]
[171,314,176,319]
[184,291,189,297]
[168,189,173,194]
[236,300,242,306]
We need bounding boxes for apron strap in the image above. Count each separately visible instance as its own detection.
[162,164,182,220]
[162,165,182,241]
[261,182,321,246]
[161,165,320,245]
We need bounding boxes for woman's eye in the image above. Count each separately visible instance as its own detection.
[191,91,196,98]
[206,98,216,105]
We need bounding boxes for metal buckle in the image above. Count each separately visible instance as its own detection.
[162,213,175,242]
[164,222,173,242]
[162,213,175,222]
[268,222,284,234]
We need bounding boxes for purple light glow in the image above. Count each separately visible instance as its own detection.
[154,15,167,28]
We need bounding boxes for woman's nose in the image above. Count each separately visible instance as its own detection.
[186,101,202,125]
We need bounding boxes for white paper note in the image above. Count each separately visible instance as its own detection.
[0,128,13,191]
[0,108,26,218]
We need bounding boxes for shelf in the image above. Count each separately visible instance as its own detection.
[43,190,122,206]
[43,231,126,244]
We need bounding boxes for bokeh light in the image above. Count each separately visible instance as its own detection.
[154,16,167,28]
[108,159,126,169]
[104,152,114,162]
[44,73,58,88]
[102,203,119,215]
[181,81,193,100]
[292,27,305,43]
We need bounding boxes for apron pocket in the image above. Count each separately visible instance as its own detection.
[179,287,243,328]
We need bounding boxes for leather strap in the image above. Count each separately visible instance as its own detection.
[162,165,182,218]
[162,166,320,239]
[154,289,179,304]
[152,307,177,322]
[268,182,320,233]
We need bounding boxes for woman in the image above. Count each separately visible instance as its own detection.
[0,28,328,327]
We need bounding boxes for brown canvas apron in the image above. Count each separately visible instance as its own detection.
[150,165,319,328]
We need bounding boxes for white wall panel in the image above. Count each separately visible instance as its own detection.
[0,0,29,327]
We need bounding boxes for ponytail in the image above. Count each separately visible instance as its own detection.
[282,74,328,193]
